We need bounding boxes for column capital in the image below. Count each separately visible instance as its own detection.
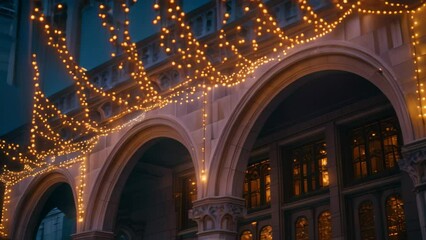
[72,230,114,240]
[189,196,245,239]
[399,139,426,187]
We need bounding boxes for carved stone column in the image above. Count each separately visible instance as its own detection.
[399,139,426,239]
[189,196,245,240]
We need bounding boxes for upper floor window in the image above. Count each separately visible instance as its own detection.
[260,225,273,240]
[386,194,407,240]
[318,210,332,240]
[295,216,309,240]
[243,159,271,210]
[358,200,376,239]
[289,140,328,198]
[350,117,401,181]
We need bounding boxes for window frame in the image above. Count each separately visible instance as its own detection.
[342,115,402,186]
[243,157,272,212]
[382,192,407,240]
[295,216,309,240]
[352,194,382,240]
[174,170,198,232]
[282,136,329,201]
[317,210,332,240]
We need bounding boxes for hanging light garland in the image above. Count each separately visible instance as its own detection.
[0,1,424,235]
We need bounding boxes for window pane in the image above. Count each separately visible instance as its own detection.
[241,230,253,240]
[295,217,309,240]
[244,160,271,209]
[318,143,329,187]
[290,140,327,197]
[318,211,332,240]
[367,123,383,174]
[264,166,271,204]
[352,128,367,179]
[381,120,400,169]
[260,225,273,240]
[386,194,407,240]
[350,117,401,181]
[358,200,376,240]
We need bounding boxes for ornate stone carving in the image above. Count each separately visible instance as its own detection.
[399,139,426,187]
[189,196,245,235]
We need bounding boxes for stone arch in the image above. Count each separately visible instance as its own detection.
[84,115,199,232]
[208,40,414,197]
[11,169,77,239]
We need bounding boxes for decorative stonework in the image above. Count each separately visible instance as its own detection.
[399,139,426,187]
[189,196,245,237]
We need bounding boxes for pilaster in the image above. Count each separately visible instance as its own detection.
[399,139,426,239]
[189,196,245,240]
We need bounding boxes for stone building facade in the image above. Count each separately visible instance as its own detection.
[1,0,426,240]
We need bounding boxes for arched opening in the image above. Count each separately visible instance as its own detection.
[234,70,420,239]
[32,183,76,239]
[111,137,197,239]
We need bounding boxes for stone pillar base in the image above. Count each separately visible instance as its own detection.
[72,230,114,240]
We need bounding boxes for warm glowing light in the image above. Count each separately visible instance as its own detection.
[0,2,424,237]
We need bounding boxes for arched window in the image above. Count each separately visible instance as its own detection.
[358,200,376,240]
[260,225,273,240]
[385,194,407,240]
[240,230,253,240]
[295,216,309,240]
[318,210,332,240]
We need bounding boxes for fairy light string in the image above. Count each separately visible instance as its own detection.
[0,1,425,236]
[408,4,426,119]
[0,183,10,237]
[77,156,87,223]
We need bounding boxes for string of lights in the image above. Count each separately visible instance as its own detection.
[0,1,424,235]
[409,4,426,119]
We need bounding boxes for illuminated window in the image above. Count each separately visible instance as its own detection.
[290,140,328,197]
[351,117,400,180]
[318,210,332,240]
[385,194,407,240]
[240,230,253,240]
[243,160,271,210]
[358,200,376,240]
[295,216,309,240]
[260,225,273,240]
[177,174,197,230]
